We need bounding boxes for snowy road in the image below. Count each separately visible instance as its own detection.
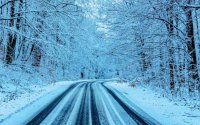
[11,81,160,125]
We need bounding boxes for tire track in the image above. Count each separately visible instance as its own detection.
[102,84,156,125]
[51,83,85,125]
[93,83,110,125]
[90,83,101,125]
[97,83,124,125]
[26,82,83,125]
[75,83,90,125]
[24,81,159,125]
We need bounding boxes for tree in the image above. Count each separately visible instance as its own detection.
[183,0,199,93]
[5,0,17,64]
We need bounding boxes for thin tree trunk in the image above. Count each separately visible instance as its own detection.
[5,0,16,64]
[184,1,199,93]
[166,0,175,94]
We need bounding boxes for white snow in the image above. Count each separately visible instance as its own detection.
[108,82,200,125]
[1,80,199,125]
[66,86,85,125]
[97,89,116,125]
[98,84,128,125]
[0,81,76,125]
[40,83,84,125]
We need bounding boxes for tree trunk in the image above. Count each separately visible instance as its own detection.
[166,0,175,94]
[32,44,42,67]
[184,0,199,93]
[5,0,16,64]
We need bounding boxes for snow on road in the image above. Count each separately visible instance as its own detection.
[2,80,198,125]
[109,82,200,125]
[40,83,84,125]
[0,80,159,125]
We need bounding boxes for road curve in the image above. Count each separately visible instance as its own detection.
[24,81,160,125]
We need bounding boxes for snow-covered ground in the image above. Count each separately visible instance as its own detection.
[0,81,76,123]
[109,82,200,125]
[1,78,199,125]
[0,61,81,123]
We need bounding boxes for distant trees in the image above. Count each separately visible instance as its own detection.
[1,0,200,100]
[101,0,200,98]
[0,0,85,79]
[0,0,108,80]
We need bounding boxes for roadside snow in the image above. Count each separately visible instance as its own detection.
[109,82,200,125]
[0,81,76,124]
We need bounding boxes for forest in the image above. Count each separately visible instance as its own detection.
[0,0,200,108]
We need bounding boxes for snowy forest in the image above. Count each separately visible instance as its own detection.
[1,0,200,119]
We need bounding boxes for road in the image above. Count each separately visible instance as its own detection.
[26,81,160,125]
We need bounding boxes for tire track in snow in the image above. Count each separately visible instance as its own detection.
[75,83,90,125]
[50,83,85,125]
[93,83,111,125]
[98,83,124,125]
[102,84,156,125]
[26,82,83,125]
[90,83,101,125]
[19,81,160,125]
